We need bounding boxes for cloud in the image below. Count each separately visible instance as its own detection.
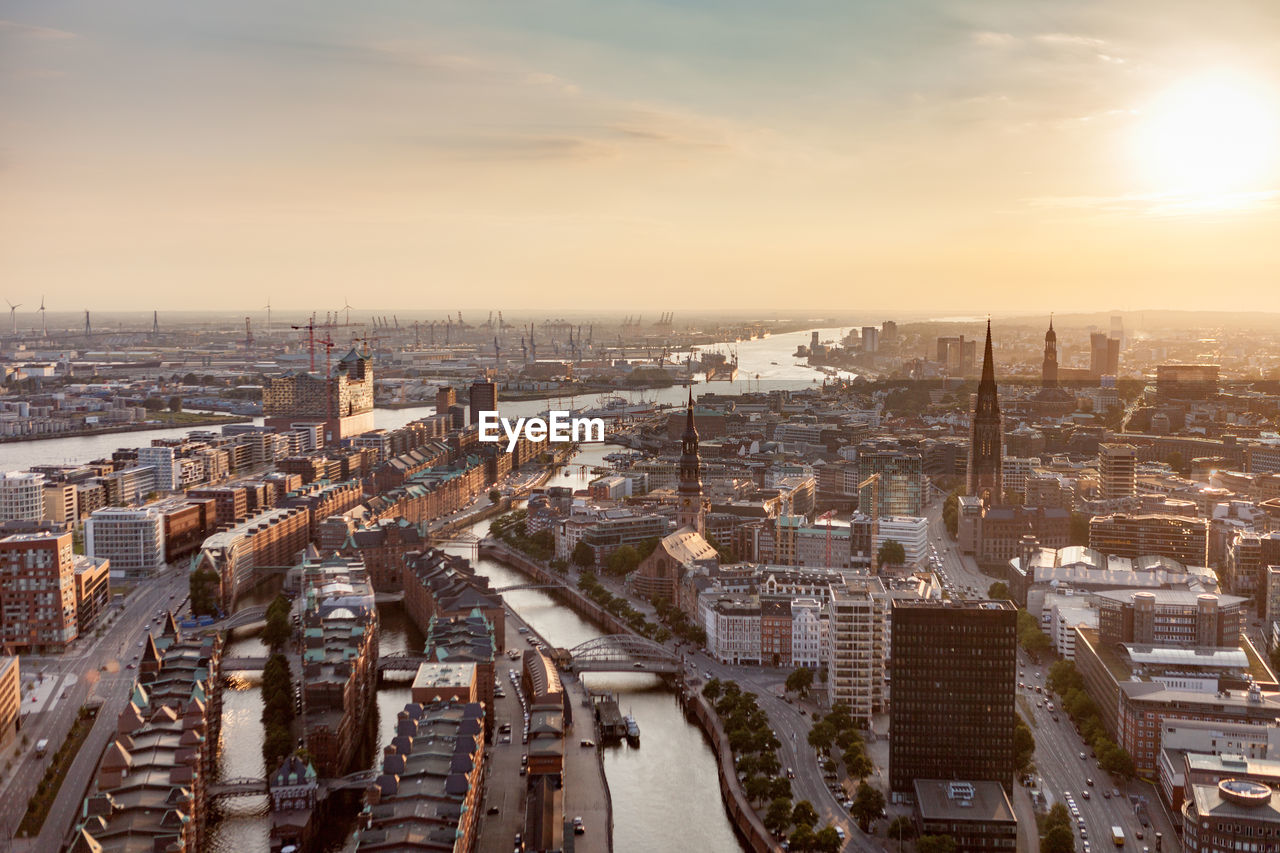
[0,19,76,40]
[1029,189,1280,217]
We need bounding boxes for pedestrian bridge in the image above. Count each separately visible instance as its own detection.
[378,652,431,673]
[217,605,269,630]
[208,777,269,798]
[221,656,269,671]
[568,635,681,675]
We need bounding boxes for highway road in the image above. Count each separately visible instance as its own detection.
[4,564,191,849]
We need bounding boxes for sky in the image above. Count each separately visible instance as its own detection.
[3,0,1280,313]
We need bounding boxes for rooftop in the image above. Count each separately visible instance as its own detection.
[913,779,1016,823]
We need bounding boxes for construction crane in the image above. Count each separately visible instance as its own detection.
[291,315,319,373]
[817,509,837,568]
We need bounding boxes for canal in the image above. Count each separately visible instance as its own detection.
[4,325,848,850]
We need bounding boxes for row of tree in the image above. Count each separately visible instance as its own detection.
[576,570,672,644]
[1046,660,1136,778]
[703,679,845,851]
[490,510,556,562]
[188,565,221,618]
[262,653,296,771]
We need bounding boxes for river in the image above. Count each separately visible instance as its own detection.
[0,325,851,471]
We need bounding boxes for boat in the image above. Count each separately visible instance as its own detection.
[582,395,656,418]
[623,712,640,745]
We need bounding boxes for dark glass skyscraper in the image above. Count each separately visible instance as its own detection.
[889,599,1017,793]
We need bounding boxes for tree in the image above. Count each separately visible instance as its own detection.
[141,396,164,412]
[189,565,221,617]
[786,667,814,698]
[850,781,885,832]
[488,489,501,504]
[168,395,183,412]
[605,545,640,576]
[808,721,835,753]
[262,594,292,650]
[788,824,815,852]
[887,816,915,841]
[1270,644,1280,677]
[792,800,818,830]
[877,539,906,568]
[637,537,661,561]
[702,679,723,702]
[765,797,794,836]
[917,836,958,853]
[942,489,961,538]
[812,826,841,853]
[845,749,874,780]
[1043,803,1072,834]
[745,774,773,805]
[987,581,1010,599]
[571,541,595,569]
[1014,714,1036,772]
[1040,824,1075,853]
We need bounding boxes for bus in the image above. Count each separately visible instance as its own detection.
[1112,826,1125,846]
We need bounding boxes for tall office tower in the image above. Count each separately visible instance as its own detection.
[1041,316,1058,389]
[436,386,456,415]
[889,599,1018,793]
[468,381,497,426]
[966,321,1003,505]
[1098,443,1137,501]
[676,389,705,535]
[1089,332,1109,377]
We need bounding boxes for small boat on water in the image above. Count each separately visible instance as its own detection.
[623,713,640,745]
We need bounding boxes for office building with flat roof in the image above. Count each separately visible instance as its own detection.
[890,599,1018,793]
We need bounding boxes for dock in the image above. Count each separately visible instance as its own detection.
[589,691,627,742]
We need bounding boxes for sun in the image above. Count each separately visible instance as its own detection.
[1132,72,1280,199]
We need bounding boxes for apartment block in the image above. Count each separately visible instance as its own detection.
[86,506,166,578]
[827,576,890,726]
[0,531,80,653]
[0,472,46,522]
[1089,513,1210,566]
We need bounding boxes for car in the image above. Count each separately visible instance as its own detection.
[1082,790,1090,800]
[580,739,595,748]
[704,671,712,679]
[1052,714,1060,722]
[572,817,585,835]
[1112,788,1120,798]
[500,735,511,744]
[1102,790,1111,799]
[514,832,523,851]
[521,754,528,765]
[519,766,526,776]
[1080,828,1087,840]
[1086,778,1094,786]
[488,806,500,815]
[632,662,644,669]
[1070,808,1080,818]
[126,663,135,669]
[1135,828,1145,838]
[1082,844,1090,853]
[835,827,845,841]
[1079,752,1087,760]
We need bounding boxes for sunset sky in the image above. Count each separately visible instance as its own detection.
[3,1,1280,313]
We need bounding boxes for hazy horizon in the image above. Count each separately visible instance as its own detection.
[5,1,1280,311]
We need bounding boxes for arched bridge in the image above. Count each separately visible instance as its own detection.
[492,583,565,594]
[568,635,681,675]
[217,605,269,630]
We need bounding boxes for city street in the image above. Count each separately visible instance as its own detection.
[4,564,191,848]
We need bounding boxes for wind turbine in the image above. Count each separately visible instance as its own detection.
[5,300,20,336]
[39,295,47,337]
[343,298,354,326]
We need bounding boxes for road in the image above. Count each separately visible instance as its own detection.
[4,564,191,849]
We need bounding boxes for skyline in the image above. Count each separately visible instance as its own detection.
[4,1,1280,311]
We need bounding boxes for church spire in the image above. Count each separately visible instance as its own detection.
[968,319,1003,505]
[980,318,996,386]
[677,384,704,535]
